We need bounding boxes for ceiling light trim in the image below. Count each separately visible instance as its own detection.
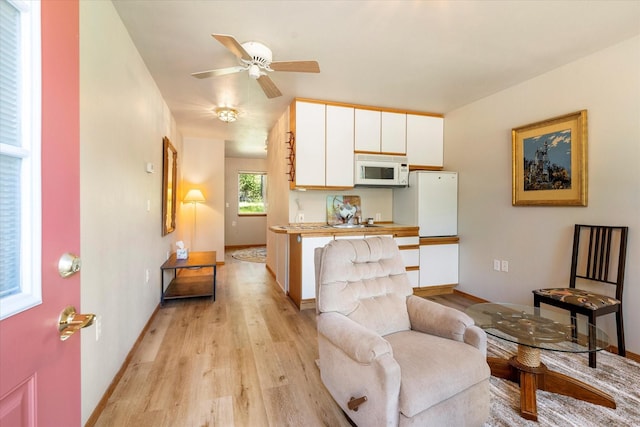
[216,107,238,123]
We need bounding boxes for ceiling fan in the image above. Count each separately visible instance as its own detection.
[191,34,320,99]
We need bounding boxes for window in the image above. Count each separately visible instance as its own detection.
[0,0,42,319]
[238,172,266,215]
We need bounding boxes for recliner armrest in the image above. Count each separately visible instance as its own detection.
[463,325,487,355]
[317,312,393,364]
[407,295,479,343]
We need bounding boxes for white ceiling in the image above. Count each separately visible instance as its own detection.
[112,1,640,159]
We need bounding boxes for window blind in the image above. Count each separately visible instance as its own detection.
[0,0,22,298]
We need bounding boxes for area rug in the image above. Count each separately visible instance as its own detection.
[231,246,266,263]
[486,336,640,426]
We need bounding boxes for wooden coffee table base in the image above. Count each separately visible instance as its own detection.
[488,346,616,421]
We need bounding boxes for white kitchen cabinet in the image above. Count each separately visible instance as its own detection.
[395,235,419,287]
[291,100,354,188]
[406,114,444,167]
[334,234,365,240]
[355,109,407,154]
[301,236,333,300]
[288,234,334,309]
[326,105,354,187]
[354,109,381,152]
[293,101,326,186]
[381,111,406,154]
[419,243,458,287]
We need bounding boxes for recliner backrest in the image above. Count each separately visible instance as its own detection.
[315,237,413,336]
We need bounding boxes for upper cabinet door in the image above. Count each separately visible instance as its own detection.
[406,114,444,167]
[381,111,406,154]
[294,101,326,186]
[354,108,381,152]
[326,105,354,187]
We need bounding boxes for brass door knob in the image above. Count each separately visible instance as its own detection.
[58,253,81,278]
[58,306,95,341]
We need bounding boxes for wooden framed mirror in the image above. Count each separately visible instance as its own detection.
[162,137,177,235]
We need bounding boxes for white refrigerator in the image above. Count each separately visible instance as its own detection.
[393,171,458,237]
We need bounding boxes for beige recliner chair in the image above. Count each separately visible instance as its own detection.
[315,237,490,426]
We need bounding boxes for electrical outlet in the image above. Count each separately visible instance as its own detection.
[145,268,150,283]
[375,213,382,221]
[501,260,509,272]
[493,259,501,271]
[298,212,305,223]
[95,315,102,341]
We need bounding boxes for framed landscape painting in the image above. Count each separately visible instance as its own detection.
[512,110,588,206]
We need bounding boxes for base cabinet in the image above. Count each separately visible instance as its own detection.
[288,234,333,309]
[287,231,420,309]
[395,235,420,287]
[419,243,459,287]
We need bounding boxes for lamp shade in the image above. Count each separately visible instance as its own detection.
[184,189,206,203]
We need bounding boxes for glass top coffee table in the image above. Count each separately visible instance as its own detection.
[466,303,615,421]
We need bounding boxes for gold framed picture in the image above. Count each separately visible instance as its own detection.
[162,137,177,235]
[512,110,588,206]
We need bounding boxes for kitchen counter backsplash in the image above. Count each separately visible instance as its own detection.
[289,187,393,224]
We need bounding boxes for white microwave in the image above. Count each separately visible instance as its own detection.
[354,154,409,187]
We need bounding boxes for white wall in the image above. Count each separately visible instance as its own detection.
[446,36,640,354]
[180,137,226,259]
[79,1,181,423]
[225,157,268,247]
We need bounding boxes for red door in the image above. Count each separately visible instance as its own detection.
[0,1,82,426]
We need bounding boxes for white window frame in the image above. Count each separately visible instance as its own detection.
[0,0,42,319]
[237,171,267,216]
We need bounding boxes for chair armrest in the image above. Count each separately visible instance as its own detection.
[464,324,487,355]
[406,295,476,342]
[317,312,392,364]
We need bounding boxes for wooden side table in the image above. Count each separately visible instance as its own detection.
[160,251,217,305]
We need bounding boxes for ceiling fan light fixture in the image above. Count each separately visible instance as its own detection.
[248,64,261,79]
[216,107,238,123]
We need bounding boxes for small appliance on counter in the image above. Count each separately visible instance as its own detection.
[393,171,458,237]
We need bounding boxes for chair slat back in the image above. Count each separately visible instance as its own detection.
[570,224,628,301]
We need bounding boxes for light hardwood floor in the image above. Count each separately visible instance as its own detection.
[92,251,471,427]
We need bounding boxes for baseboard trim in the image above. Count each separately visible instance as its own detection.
[300,298,316,311]
[412,284,456,297]
[84,305,160,427]
[265,263,276,279]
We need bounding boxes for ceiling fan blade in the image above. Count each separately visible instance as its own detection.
[256,75,282,99]
[191,66,246,79]
[270,61,320,73]
[212,34,252,61]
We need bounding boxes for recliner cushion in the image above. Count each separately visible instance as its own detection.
[317,237,413,336]
[385,330,490,418]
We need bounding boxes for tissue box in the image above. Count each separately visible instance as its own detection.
[176,248,188,260]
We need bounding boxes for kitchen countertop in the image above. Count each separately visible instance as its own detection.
[269,222,419,235]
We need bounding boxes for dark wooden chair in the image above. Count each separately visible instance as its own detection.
[533,224,629,368]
